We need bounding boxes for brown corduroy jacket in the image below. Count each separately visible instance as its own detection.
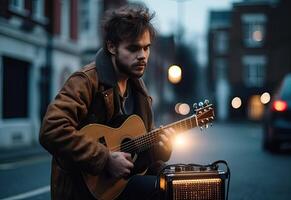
[39,49,171,200]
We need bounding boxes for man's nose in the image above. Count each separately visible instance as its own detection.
[137,49,146,60]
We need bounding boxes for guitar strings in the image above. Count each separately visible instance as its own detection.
[110,128,159,152]
[110,122,175,152]
[110,108,212,153]
[109,117,196,153]
[109,117,194,153]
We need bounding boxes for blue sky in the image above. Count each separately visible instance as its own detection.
[129,0,241,66]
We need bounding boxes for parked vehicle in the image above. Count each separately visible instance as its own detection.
[263,74,291,151]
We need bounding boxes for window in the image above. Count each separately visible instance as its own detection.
[60,0,70,39]
[242,55,266,87]
[32,0,45,21]
[80,0,90,31]
[214,31,229,54]
[9,0,24,10]
[241,13,267,48]
[215,58,227,80]
[2,56,30,119]
[9,0,28,15]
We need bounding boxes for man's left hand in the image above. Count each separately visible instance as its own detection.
[158,127,175,152]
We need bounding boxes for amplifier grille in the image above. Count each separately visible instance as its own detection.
[172,178,223,200]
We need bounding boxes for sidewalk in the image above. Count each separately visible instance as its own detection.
[0,143,49,164]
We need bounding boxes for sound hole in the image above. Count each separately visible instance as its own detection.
[98,136,107,147]
[120,138,136,158]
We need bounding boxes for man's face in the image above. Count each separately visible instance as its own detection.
[114,30,151,78]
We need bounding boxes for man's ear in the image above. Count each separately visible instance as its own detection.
[107,41,116,55]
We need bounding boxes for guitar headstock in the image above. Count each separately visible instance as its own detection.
[193,100,215,129]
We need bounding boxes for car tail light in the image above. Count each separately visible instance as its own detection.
[272,100,288,112]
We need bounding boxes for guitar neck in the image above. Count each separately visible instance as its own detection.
[133,115,198,153]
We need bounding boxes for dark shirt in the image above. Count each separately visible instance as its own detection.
[119,83,134,115]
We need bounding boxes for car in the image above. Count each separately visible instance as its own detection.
[263,74,291,152]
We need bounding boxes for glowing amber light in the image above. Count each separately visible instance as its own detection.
[174,134,186,147]
[173,178,222,185]
[159,177,166,190]
[273,100,287,112]
[168,65,182,84]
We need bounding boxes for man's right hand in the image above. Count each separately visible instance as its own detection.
[106,152,134,179]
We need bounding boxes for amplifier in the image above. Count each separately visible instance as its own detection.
[158,161,230,200]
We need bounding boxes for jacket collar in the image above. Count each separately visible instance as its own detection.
[95,48,118,87]
[95,48,149,97]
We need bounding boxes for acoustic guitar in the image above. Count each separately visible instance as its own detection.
[79,100,215,200]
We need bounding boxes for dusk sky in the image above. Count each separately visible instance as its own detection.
[129,0,242,66]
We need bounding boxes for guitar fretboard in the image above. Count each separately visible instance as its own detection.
[131,115,198,153]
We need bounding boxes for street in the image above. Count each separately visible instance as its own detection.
[169,122,291,200]
[1,123,291,200]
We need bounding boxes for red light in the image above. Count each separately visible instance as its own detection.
[273,100,287,112]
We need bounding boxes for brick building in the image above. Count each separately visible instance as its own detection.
[208,0,291,121]
[0,0,103,148]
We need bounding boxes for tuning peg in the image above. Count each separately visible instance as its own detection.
[205,124,209,129]
[200,126,203,131]
[204,99,209,105]
[193,103,198,110]
[198,102,204,107]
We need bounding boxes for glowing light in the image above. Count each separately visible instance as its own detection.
[175,103,181,114]
[173,178,222,185]
[273,100,287,112]
[173,134,186,147]
[231,97,242,109]
[178,103,190,115]
[168,65,182,84]
[260,92,271,104]
[159,177,166,190]
[248,95,264,120]
[252,30,263,42]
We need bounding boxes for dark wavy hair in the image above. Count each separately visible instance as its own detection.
[101,3,156,54]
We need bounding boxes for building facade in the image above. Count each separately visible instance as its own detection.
[208,0,291,121]
[208,11,232,121]
[0,0,103,148]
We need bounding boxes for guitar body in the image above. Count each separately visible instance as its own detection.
[79,115,148,200]
[78,102,215,200]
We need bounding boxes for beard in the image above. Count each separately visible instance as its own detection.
[115,55,146,79]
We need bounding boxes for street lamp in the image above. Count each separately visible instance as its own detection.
[168,65,182,84]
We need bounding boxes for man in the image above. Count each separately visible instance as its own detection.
[40,4,174,200]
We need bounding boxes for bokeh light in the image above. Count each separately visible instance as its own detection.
[175,103,190,115]
[252,30,263,42]
[168,65,182,84]
[231,97,242,109]
[260,92,271,104]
